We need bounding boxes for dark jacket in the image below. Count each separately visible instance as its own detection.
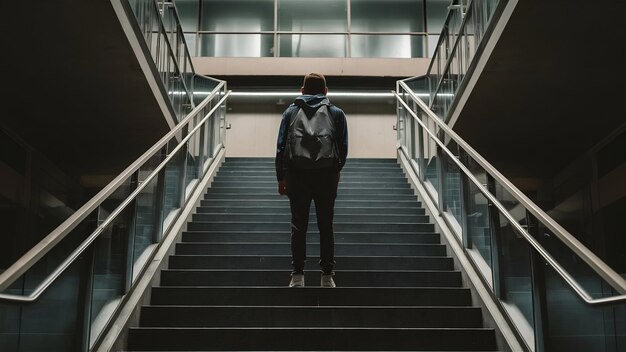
[275,94,348,181]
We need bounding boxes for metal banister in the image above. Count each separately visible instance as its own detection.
[395,81,626,301]
[0,82,226,294]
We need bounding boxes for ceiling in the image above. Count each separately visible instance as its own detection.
[452,0,626,189]
[0,0,170,178]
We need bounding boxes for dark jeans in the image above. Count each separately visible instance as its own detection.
[287,168,338,275]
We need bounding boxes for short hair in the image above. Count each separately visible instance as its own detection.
[302,73,327,95]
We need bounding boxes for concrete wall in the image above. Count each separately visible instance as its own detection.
[224,112,397,158]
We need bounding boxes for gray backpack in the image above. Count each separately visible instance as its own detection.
[287,105,339,169]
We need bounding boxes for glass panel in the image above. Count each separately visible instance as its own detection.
[397,93,407,155]
[351,35,425,58]
[427,0,452,33]
[131,158,163,277]
[162,141,184,231]
[0,262,85,352]
[406,102,415,160]
[351,0,424,32]
[279,34,347,57]
[497,214,535,347]
[278,0,347,32]
[462,158,491,272]
[192,75,220,106]
[428,34,439,57]
[535,224,609,303]
[442,140,463,230]
[0,281,20,351]
[89,205,131,347]
[184,33,197,56]
[542,264,622,351]
[173,0,199,31]
[405,76,431,106]
[212,93,222,153]
[185,125,201,196]
[422,118,440,201]
[199,34,274,57]
[0,191,103,352]
[617,305,626,351]
[201,0,274,32]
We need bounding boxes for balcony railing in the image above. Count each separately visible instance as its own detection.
[127,0,221,121]
[404,0,503,122]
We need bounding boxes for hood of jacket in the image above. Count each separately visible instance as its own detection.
[294,94,330,119]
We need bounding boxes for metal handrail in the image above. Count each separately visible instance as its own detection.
[395,82,626,302]
[161,1,197,73]
[139,0,195,107]
[0,82,226,294]
[427,2,475,100]
[423,1,461,80]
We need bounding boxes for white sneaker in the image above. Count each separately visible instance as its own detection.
[289,274,305,287]
[321,274,336,288]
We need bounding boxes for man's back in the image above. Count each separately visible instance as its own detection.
[274,73,348,288]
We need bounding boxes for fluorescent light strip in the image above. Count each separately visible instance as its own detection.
[186,91,453,98]
[226,91,439,98]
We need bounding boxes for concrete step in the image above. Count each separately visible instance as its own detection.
[159,269,462,287]
[174,243,446,256]
[168,255,453,271]
[139,305,483,328]
[127,327,497,351]
[149,287,473,306]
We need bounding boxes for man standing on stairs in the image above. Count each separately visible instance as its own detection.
[275,73,349,288]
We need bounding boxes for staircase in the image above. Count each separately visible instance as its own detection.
[127,157,499,351]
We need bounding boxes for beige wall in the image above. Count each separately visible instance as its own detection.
[225,112,397,158]
[193,57,429,77]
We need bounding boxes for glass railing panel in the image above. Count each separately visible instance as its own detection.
[397,93,407,156]
[162,140,185,232]
[405,101,416,162]
[406,0,505,122]
[214,92,226,151]
[0,207,103,352]
[192,75,220,106]
[5,261,86,352]
[496,212,535,347]
[434,29,447,86]
[617,305,626,351]
[131,155,165,271]
[128,0,194,122]
[459,156,492,273]
[0,71,226,351]
[422,122,440,203]
[199,103,213,163]
[185,128,201,191]
[534,222,610,300]
[88,206,133,348]
[447,7,463,55]
[541,264,624,351]
[441,140,464,234]
[0,280,20,350]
